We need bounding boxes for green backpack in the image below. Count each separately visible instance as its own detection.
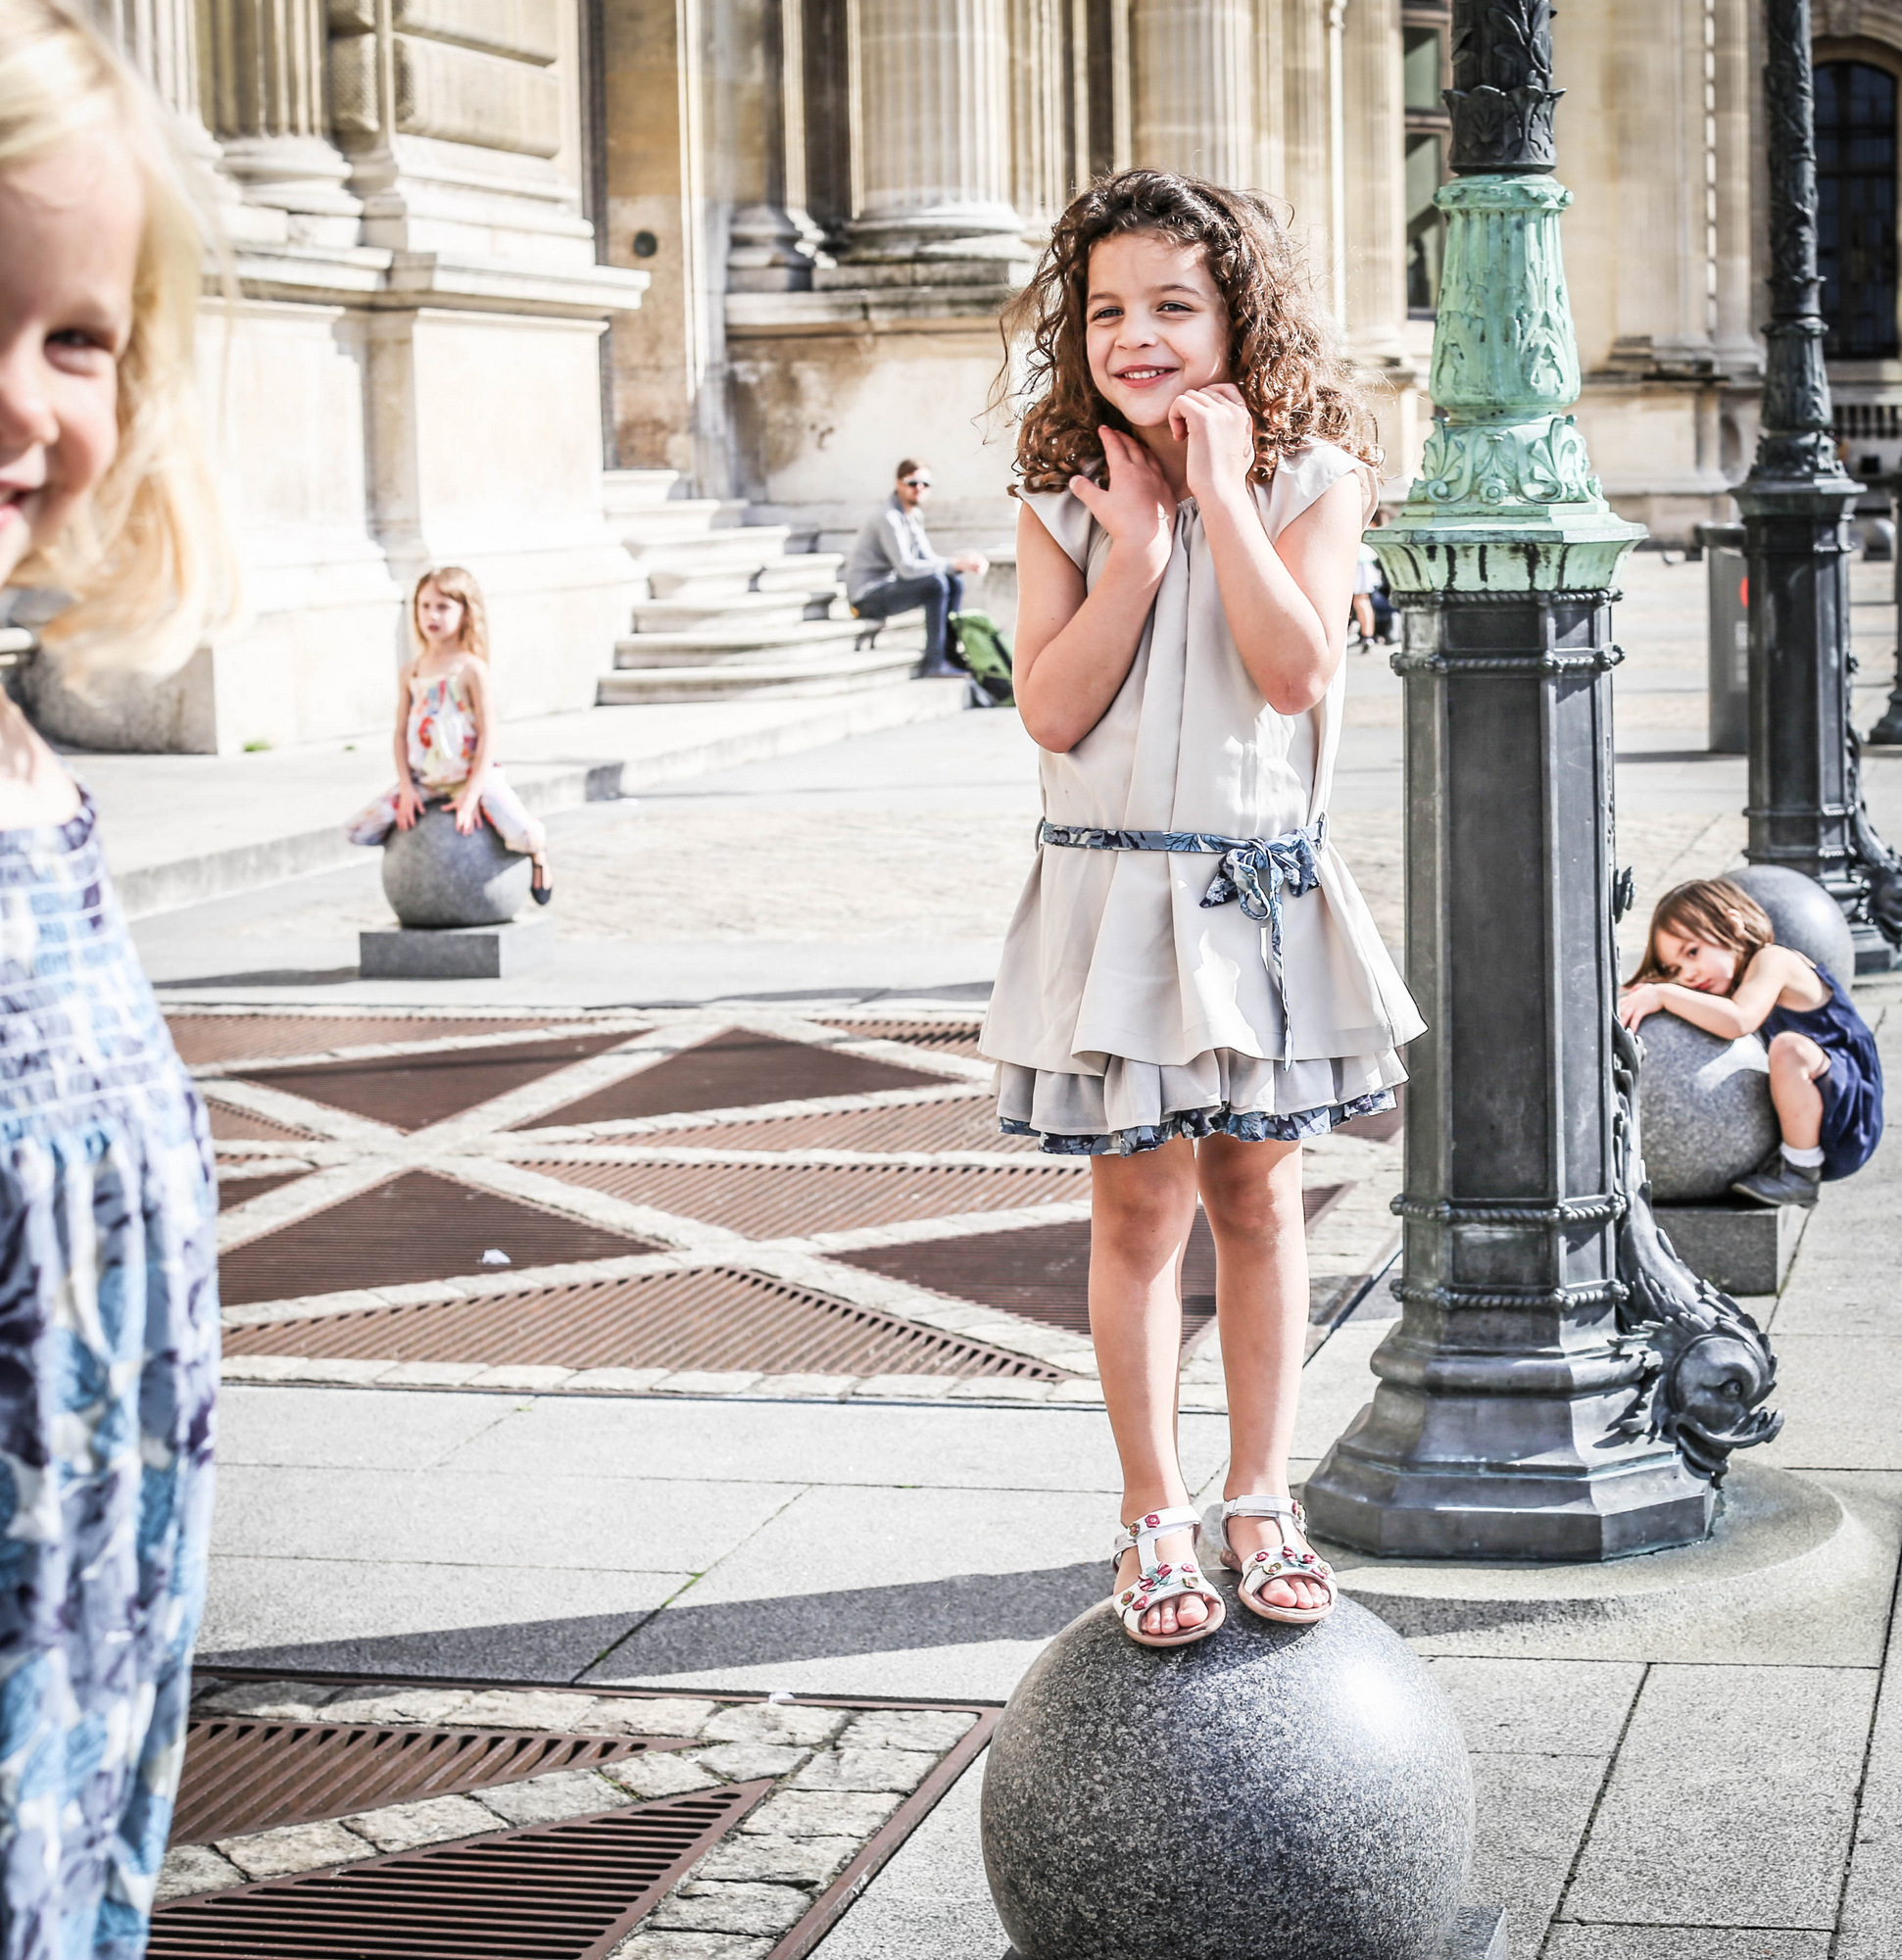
[949,610,1014,707]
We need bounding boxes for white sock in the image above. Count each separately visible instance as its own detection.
[1780,1142,1826,1169]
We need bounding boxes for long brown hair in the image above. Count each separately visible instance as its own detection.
[1630,878,1776,992]
[411,565,490,662]
[998,170,1379,495]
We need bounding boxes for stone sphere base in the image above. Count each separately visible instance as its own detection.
[1635,1008,1777,1201]
[981,1585,1472,1960]
[381,803,531,929]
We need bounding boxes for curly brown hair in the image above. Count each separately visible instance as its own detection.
[999,170,1380,494]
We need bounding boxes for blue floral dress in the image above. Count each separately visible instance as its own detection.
[0,795,218,1956]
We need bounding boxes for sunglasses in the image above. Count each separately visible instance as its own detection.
[901,476,932,488]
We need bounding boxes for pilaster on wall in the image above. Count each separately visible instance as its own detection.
[1129,0,1253,185]
[1279,0,1334,288]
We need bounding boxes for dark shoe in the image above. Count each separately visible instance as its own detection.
[531,857,553,906]
[1731,1149,1822,1208]
[917,656,963,678]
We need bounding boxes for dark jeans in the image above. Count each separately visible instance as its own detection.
[853,568,964,668]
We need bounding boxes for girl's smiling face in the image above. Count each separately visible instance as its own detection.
[0,137,141,589]
[416,582,465,646]
[1653,925,1742,994]
[1084,231,1229,430]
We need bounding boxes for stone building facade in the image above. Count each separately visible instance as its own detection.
[58,0,1902,749]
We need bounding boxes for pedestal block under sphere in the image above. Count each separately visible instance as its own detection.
[380,804,532,929]
[1636,1013,1779,1203]
[982,1586,1472,1960]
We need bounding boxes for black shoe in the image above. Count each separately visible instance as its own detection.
[917,657,963,679]
[1731,1148,1822,1208]
[531,858,553,906]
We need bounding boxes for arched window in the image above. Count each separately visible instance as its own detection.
[1818,61,1899,360]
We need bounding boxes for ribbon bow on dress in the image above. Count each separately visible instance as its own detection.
[1037,818,1328,1063]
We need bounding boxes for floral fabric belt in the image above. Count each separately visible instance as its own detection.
[1037,817,1327,1063]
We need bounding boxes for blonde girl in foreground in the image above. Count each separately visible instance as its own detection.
[0,1,228,1945]
[981,171,1424,1647]
[346,565,554,900]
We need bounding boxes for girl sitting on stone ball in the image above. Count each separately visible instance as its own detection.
[1620,877,1882,1208]
[346,565,553,901]
[979,170,1423,1647]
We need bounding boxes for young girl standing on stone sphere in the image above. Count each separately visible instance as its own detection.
[0,2,229,1943]
[1621,877,1882,1208]
[982,171,1423,1647]
[346,565,554,901]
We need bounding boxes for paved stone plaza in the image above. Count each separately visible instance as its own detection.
[102,552,1902,1955]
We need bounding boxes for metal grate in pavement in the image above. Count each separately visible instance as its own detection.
[217,1170,307,1214]
[149,1784,770,1957]
[168,1014,547,1067]
[832,1186,1346,1343]
[522,1028,948,1128]
[527,1157,1085,1238]
[221,1265,1067,1379]
[172,1721,671,1843]
[219,1169,659,1307]
[235,1030,639,1132]
[815,1018,986,1057]
[645,1095,1037,1154]
[206,1101,317,1143]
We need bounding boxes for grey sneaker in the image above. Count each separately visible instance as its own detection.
[1731,1148,1822,1209]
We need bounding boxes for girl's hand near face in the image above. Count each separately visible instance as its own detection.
[1068,427,1173,577]
[1618,983,1666,1029]
[1170,383,1256,510]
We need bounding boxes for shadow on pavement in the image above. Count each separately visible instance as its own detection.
[200,1562,1105,1685]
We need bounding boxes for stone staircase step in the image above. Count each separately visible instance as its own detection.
[754,553,846,595]
[610,498,730,545]
[642,529,799,598]
[614,618,876,669]
[598,647,925,705]
[630,591,834,634]
[601,468,683,514]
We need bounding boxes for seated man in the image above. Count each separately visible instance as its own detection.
[846,458,989,677]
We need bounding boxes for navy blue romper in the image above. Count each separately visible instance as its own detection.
[1761,963,1884,1180]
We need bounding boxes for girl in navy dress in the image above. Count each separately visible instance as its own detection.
[1620,877,1882,1208]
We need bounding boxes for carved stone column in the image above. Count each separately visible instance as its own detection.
[1129,0,1252,186]
[1008,0,1070,237]
[840,0,1028,267]
[82,0,214,148]
[1737,0,1902,970]
[203,0,356,219]
[1342,0,1405,359]
[726,0,831,290]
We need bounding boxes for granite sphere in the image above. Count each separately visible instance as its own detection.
[1720,863,1855,981]
[381,803,531,928]
[982,1586,1472,1960]
[1636,1009,1777,1201]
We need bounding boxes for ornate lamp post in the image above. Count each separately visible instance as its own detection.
[1304,0,1780,1559]
[1739,0,1902,967]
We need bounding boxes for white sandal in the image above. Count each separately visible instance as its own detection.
[1201,1494,1338,1625]
[1109,1505,1226,1649]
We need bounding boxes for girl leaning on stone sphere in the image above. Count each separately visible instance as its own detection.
[0,2,232,1946]
[346,564,554,902]
[979,170,1424,1649]
[1620,877,1883,1208]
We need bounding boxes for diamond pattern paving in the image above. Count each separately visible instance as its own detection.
[523,1027,947,1127]
[221,1266,1068,1378]
[643,1095,1037,1154]
[235,1029,639,1131]
[528,1157,1085,1237]
[168,1013,552,1067]
[219,1170,659,1306]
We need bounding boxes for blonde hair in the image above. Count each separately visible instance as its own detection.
[0,0,232,677]
[1630,878,1777,993]
[412,566,490,662]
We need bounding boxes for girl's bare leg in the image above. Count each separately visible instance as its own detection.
[1091,1141,1203,1637]
[1196,1132,1328,1612]
[1768,1030,1829,1149]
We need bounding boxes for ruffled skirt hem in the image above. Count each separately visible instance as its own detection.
[993,1045,1406,1157]
[1000,1087,1396,1156]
